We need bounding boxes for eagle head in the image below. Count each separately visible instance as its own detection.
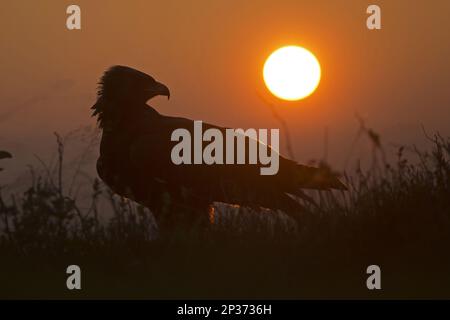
[91,66,170,127]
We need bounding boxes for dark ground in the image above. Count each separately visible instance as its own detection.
[1,134,449,299]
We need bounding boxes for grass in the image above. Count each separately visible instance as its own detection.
[0,129,449,299]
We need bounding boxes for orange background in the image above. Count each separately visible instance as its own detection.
[1,0,450,181]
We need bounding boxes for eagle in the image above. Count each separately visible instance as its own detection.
[92,66,346,231]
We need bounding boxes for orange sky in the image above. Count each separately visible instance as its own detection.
[1,0,450,182]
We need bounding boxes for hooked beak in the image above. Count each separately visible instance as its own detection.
[150,81,170,100]
[0,151,12,160]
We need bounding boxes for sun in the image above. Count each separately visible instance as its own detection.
[263,46,321,101]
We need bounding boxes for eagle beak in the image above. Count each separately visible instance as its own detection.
[0,151,12,160]
[152,81,170,100]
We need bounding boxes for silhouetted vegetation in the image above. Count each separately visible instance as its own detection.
[0,131,449,299]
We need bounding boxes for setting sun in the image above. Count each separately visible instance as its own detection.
[263,46,321,101]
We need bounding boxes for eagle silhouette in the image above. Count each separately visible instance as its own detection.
[92,66,346,230]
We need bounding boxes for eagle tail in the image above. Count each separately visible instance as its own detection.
[294,164,347,190]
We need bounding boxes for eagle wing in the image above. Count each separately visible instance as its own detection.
[127,112,345,211]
